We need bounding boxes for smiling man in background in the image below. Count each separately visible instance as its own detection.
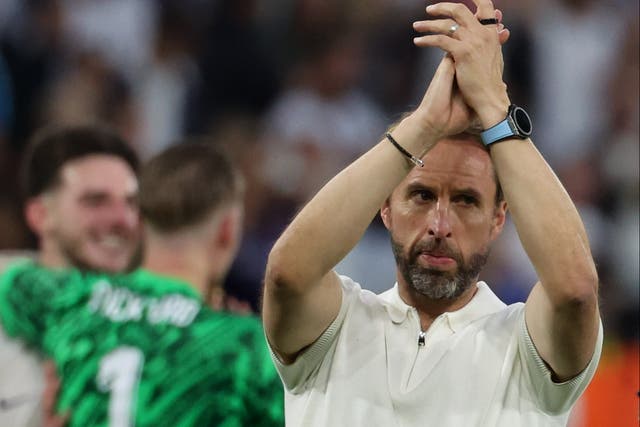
[1,142,284,426]
[21,124,141,273]
[0,124,141,426]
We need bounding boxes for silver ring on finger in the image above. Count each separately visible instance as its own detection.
[448,23,460,37]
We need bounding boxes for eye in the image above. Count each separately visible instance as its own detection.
[453,194,478,206]
[411,189,435,202]
[81,193,109,208]
[126,195,139,209]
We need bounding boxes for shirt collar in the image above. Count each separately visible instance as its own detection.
[379,283,412,324]
[379,281,506,332]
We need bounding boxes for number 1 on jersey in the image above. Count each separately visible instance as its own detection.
[97,347,144,427]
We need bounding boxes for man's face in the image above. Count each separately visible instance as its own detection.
[381,138,506,300]
[41,155,140,273]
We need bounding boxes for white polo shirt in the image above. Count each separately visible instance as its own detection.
[271,276,602,427]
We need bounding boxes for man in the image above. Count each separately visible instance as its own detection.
[21,124,141,273]
[0,142,284,426]
[0,124,141,427]
[262,1,602,426]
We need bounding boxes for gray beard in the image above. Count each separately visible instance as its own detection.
[391,237,489,300]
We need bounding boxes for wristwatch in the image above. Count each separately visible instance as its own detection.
[480,104,532,146]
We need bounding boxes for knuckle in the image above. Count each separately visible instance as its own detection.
[458,47,471,59]
[480,30,495,42]
[468,39,481,51]
[452,4,465,15]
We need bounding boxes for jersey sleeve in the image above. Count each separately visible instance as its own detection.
[0,262,74,347]
[519,311,604,415]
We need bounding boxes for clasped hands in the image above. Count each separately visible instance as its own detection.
[410,0,512,143]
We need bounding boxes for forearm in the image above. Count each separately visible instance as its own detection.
[489,139,598,300]
[490,137,601,378]
[411,0,600,378]
[266,117,436,291]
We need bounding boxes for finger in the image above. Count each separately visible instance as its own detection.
[476,8,501,28]
[470,0,496,20]
[413,18,464,38]
[498,28,510,44]
[45,413,70,427]
[429,54,456,99]
[478,8,501,26]
[42,362,60,414]
[42,362,70,427]
[414,33,461,54]
[426,3,476,28]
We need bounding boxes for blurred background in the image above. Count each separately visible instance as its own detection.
[0,0,637,425]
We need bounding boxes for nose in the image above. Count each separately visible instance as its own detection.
[107,200,140,231]
[427,201,452,239]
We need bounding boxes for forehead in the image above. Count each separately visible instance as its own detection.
[57,154,138,197]
[397,138,496,196]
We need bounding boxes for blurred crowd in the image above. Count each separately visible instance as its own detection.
[0,0,637,344]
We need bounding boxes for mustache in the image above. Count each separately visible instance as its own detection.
[410,239,462,264]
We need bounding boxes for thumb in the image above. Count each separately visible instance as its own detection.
[427,54,456,100]
[498,28,510,44]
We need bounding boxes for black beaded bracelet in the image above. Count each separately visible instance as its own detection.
[385,133,424,167]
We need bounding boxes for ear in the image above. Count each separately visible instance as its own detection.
[215,206,243,252]
[24,197,50,236]
[380,197,392,231]
[489,201,507,241]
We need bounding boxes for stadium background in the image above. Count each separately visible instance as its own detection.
[0,0,636,425]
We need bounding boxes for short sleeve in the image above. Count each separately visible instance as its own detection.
[0,262,72,347]
[519,312,604,415]
[269,275,358,393]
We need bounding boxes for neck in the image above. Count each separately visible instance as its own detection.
[38,239,70,269]
[143,237,223,297]
[397,278,478,331]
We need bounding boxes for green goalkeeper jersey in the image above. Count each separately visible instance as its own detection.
[0,261,284,427]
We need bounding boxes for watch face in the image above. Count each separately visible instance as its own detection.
[512,106,532,136]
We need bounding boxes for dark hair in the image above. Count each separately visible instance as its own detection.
[138,141,243,233]
[21,124,139,199]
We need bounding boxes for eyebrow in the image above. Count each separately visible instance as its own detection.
[453,187,483,200]
[78,189,138,201]
[404,182,485,201]
[405,182,436,195]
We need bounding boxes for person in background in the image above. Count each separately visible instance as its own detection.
[1,142,284,426]
[262,1,601,425]
[21,124,141,273]
[0,124,141,427]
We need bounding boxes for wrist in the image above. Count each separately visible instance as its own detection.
[481,104,533,146]
[476,92,511,130]
[391,114,440,156]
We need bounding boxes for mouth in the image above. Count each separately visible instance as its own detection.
[418,252,456,267]
[94,234,131,251]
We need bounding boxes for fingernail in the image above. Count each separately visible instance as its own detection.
[426,5,433,12]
